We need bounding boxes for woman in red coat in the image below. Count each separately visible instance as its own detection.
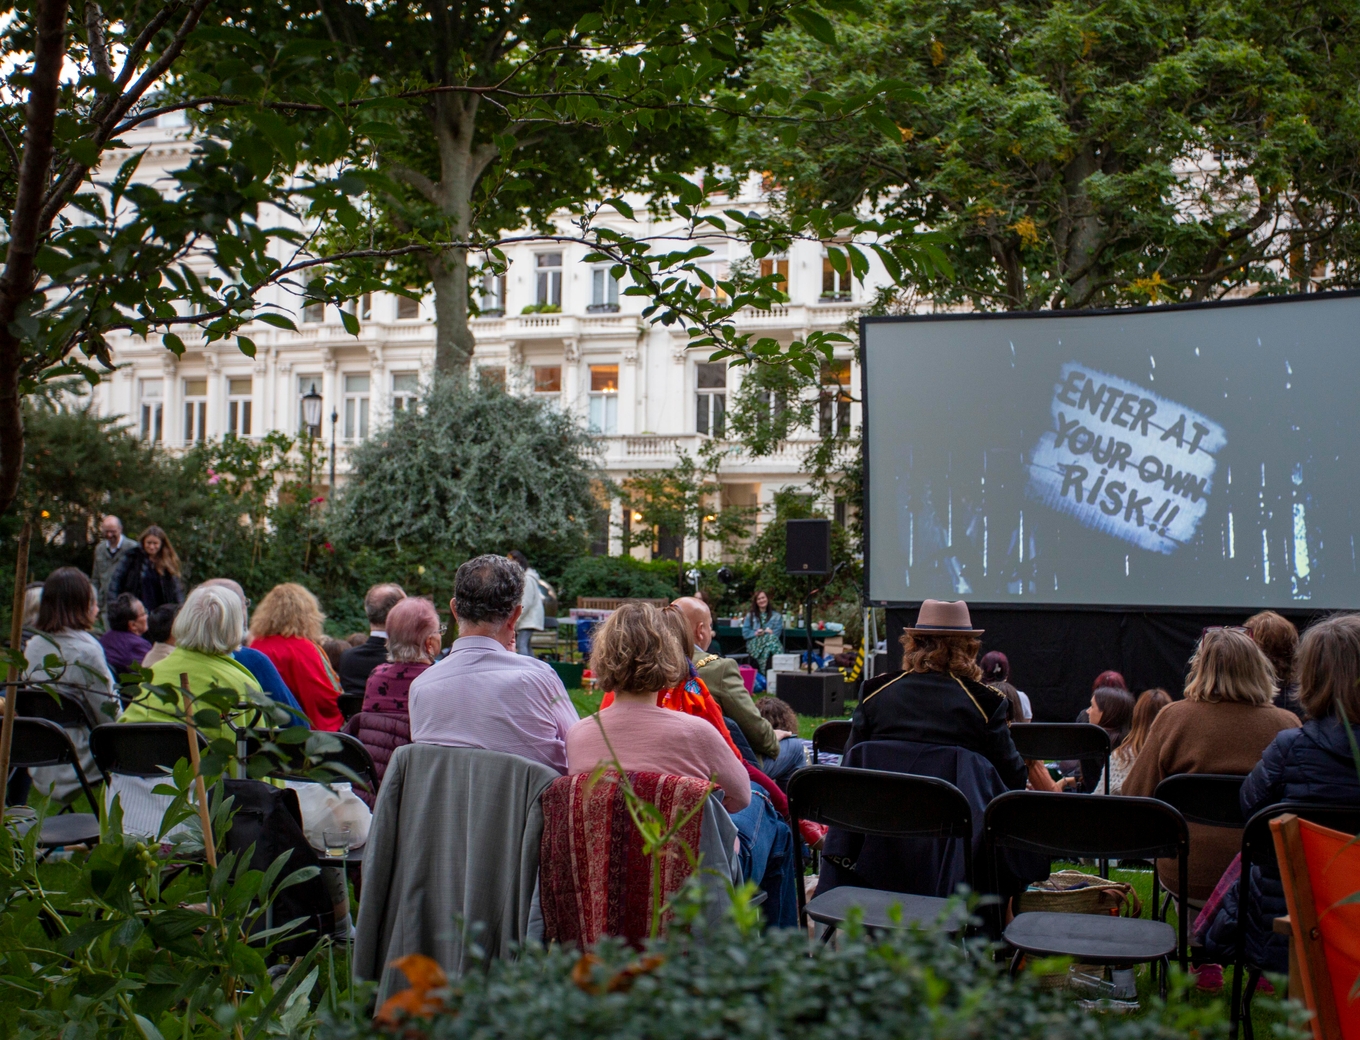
[248,583,344,731]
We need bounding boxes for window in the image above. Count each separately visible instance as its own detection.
[533,365,561,394]
[820,359,852,435]
[297,376,323,434]
[588,364,618,434]
[183,378,207,444]
[396,293,421,320]
[698,245,729,302]
[822,253,851,300]
[302,300,325,323]
[392,372,419,413]
[344,294,372,321]
[759,256,789,288]
[589,267,619,312]
[227,377,252,436]
[343,374,371,442]
[834,498,848,527]
[479,273,506,316]
[536,253,562,308]
[479,366,506,390]
[139,379,163,443]
[695,362,727,437]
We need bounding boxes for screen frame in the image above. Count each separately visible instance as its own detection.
[860,287,1360,611]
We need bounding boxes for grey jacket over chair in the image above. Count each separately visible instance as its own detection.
[353,744,558,1000]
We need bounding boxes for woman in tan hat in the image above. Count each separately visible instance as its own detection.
[848,599,1026,789]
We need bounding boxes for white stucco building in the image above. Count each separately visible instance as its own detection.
[90,120,881,559]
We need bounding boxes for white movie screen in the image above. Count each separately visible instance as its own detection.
[863,295,1360,609]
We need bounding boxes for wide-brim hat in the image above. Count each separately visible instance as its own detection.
[905,599,984,636]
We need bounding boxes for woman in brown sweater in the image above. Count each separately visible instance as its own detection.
[1122,628,1299,904]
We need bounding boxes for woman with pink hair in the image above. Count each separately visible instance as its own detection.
[344,597,443,804]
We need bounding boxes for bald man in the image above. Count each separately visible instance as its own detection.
[92,515,136,614]
[673,596,808,783]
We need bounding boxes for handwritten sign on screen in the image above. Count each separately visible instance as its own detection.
[1025,363,1226,554]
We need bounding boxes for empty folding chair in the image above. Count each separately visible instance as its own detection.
[789,764,973,939]
[7,718,102,849]
[1229,802,1360,1040]
[985,790,1189,997]
[811,720,852,764]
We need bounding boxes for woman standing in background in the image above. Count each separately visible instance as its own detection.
[109,525,184,611]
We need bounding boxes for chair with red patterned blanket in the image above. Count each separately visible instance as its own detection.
[538,771,738,947]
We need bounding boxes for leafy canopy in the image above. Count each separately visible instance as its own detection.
[728,0,1360,310]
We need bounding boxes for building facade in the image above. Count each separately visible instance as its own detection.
[91,121,879,559]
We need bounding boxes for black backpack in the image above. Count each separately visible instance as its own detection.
[222,780,336,958]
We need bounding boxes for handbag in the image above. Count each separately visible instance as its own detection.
[1016,869,1142,917]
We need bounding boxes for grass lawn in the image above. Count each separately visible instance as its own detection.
[568,684,852,741]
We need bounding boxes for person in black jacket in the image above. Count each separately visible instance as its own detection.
[107,525,184,611]
[849,599,1026,790]
[338,583,407,696]
[1203,612,1360,974]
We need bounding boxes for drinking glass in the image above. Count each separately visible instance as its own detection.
[322,825,352,859]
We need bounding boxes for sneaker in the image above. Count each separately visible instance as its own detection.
[1110,968,1137,999]
[1195,964,1224,992]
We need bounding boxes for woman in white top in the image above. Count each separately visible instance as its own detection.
[23,567,118,802]
[508,550,544,656]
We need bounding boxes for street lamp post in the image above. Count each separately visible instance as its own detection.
[301,383,323,491]
[329,408,338,496]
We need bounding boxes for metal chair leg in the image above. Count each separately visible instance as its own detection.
[1242,968,1261,1040]
[1229,959,1245,1040]
[1009,949,1023,978]
[1159,956,1169,1000]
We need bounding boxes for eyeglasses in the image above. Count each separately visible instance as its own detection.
[1200,625,1250,638]
[438,622,449,635]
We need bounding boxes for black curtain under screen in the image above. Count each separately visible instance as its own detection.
[883,606,1329,724]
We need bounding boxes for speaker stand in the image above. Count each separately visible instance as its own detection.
[804,576,815,673]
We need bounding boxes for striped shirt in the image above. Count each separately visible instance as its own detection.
[408,635,579,774]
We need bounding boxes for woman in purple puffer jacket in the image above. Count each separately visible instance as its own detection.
[344,597,443,806]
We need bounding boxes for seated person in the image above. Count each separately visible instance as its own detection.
[346,597,443,803]
[339,583,406,696]
[1203,613,1360,974]
[674,596,804,784]
[140,603,179,668]
[199,578,307,722]
[568,602,799,927]
[409,555,578,774]
[99,593,151,679]
[850,599,1026,790]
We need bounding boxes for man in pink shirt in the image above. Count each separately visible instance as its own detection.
[409,555,579,774]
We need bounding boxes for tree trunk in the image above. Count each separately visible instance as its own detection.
[0,0,69,518]
[1059,144,1105,308]
[426,91,496,379]
[429,247,475,378]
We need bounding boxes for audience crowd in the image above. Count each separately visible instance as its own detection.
[7,514,1360,951]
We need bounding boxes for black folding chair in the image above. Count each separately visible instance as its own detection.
[789,765,974,938]
[90,723,207,779]
[265,731,377,794]
[1152,773,1246,916]
[985,790,1189,997]
[14,684,104,731]
[1230,802,1360,1040]
[1008,723,1112,793]
[811,720,852,764]
[6,719,102,849]
[336,694,364,721]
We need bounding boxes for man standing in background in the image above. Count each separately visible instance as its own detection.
[508,550,544,657]
[92,515,136,616]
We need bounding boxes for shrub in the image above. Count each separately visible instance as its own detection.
[323,905,1254,1040]
[556,554,678,607]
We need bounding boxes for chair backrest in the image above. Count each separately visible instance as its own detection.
[1241,801,1360,873]
[811,720,852,762]
[267,731,377,790]
[985,789,1188,861]
[14,684,101,729]
[11,718,101,814]
[90,722,206,778]
[789,765,973,843]
[1154,773,1247,828]
[1008,722,1111,762]
[337,693,364,721]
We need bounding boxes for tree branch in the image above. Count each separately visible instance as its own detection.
[84,2,113,85]
[389,165,441,205]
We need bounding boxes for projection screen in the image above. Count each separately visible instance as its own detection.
[862,292,1360,609]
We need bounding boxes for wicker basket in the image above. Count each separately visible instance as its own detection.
[1015,869,1141,917]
